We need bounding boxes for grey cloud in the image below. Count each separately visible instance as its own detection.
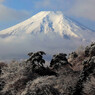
[35,0,69,10]
[0,0,4,3]
[64,0,95,21]
[35,0,95,21]
[0,4,30,22]
[0,34,87,59]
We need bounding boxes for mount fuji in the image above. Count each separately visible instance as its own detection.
[0,11,95,59]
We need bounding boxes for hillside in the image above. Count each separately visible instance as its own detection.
[0,42,95,95]
[0,11,95,58]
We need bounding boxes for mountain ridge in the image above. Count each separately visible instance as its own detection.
[0,11,95,58]
[0,11,94,41]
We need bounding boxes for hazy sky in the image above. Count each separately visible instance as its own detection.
[0,0,95,31]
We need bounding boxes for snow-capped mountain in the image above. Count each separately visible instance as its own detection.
[0,11,95,59]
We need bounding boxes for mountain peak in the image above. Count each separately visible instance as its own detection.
[0,11,95,41]
[37,11,63,15]
[0,11,95,58]
[30,11,64,22]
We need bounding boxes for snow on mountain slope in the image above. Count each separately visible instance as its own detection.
[0,11,95,40]
[0,11,95,59]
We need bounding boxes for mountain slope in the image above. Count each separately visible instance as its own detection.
[0,11,95,40]
[0,11,95,58]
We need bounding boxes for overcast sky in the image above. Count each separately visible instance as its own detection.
[0,0,95,31]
